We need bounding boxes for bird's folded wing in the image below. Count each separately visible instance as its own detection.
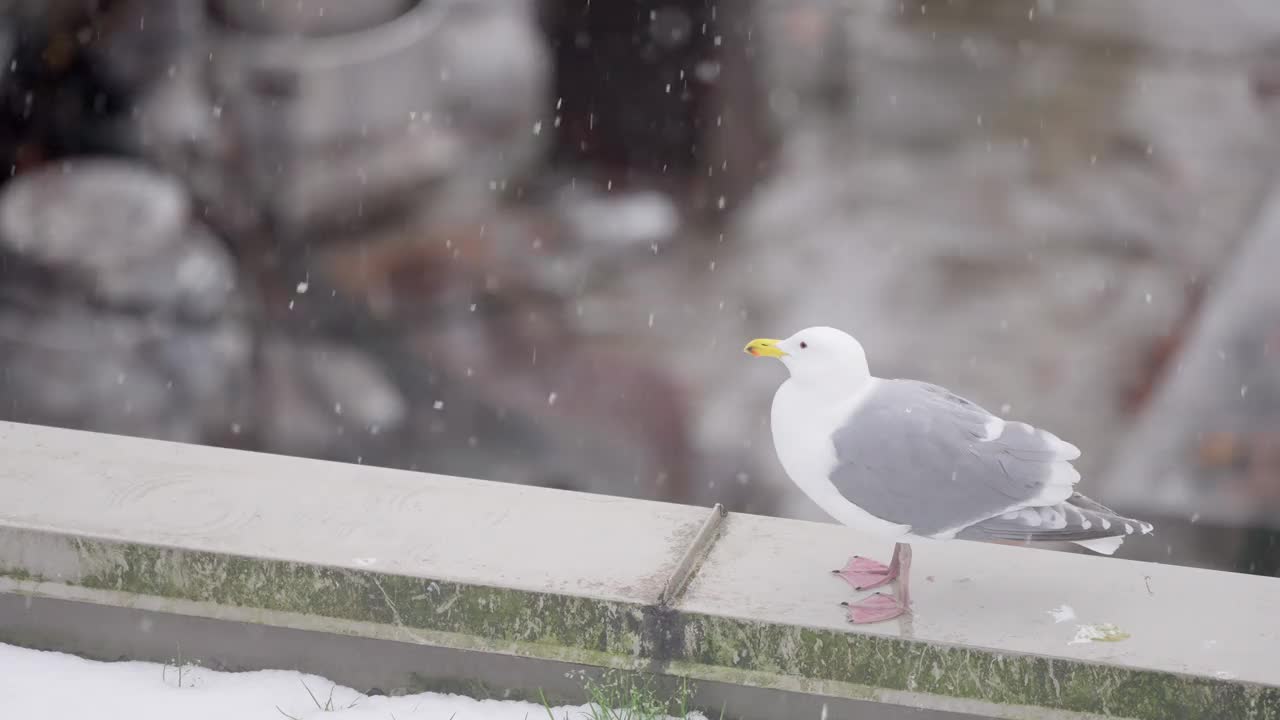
[827,380,1080,538]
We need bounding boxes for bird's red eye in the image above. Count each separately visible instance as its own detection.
[799,341,808,349]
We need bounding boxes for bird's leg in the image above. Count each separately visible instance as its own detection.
[841,543,911,624]
[831,543,903,591]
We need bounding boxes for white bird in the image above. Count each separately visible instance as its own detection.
[745,326,1153,624]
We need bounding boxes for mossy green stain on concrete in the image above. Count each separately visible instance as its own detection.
[4,535,1279,720]
[677,612,1280,720]
[0,564,37,582]
[63,538,649,660]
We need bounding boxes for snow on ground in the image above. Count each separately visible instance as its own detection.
[0,643,696,720]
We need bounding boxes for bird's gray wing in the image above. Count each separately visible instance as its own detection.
[828,380,1081,538]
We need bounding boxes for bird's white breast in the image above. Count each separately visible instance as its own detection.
[770,378,912,539]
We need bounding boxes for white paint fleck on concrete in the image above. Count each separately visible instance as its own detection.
[1048,604,1076,623]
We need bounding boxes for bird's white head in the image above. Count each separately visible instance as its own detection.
[744,326,871,390]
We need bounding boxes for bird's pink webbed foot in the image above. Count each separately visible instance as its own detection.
[841,592,907,623]
[831,555,898,591]
[834,543,913,624]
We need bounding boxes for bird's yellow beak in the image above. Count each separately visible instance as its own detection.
[744,338,786,358]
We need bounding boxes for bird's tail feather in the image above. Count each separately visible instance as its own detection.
[962,492,1154,554]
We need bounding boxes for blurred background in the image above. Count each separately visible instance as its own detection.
[0,0,1278,576]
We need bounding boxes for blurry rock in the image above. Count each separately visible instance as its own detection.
[0,158,250,442]
[130,61,262,239]
[0,157,188,271]
[556,186,681,254]
[0,305,247,442]
[429,0,551,192]
[296,198,698,502]
[0,157,237,318]
[82,1,201,96]
[256,338,406,459]
[311,207,548,328]
[211,0,414,35]
[408,318,696,504]
[203,0,454,230]
[312,184,680,332]
[129,0,551,235]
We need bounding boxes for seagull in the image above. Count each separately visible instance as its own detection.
[745,326,1154,624]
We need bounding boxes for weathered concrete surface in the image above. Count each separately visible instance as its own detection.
[676,513,1280,719]
[2,422,1279,719]
[0,421,705,606]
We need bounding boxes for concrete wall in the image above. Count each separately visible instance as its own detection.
[2,422,1278,719]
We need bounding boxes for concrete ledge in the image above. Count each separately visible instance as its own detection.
[0,593,965,720]
[2,421,1279,719]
